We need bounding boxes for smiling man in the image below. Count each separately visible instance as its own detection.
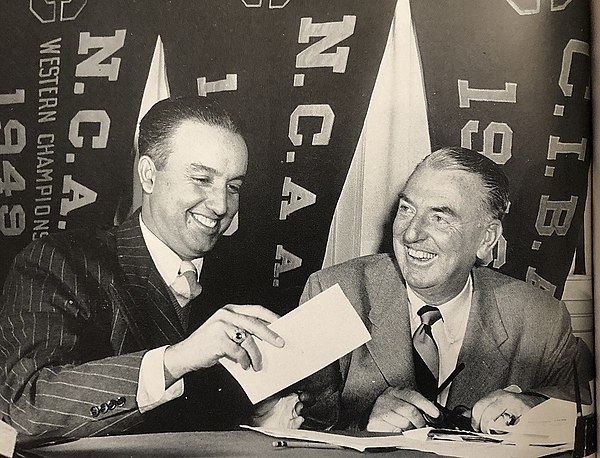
[300,146,592,434]
[0,97,303,440]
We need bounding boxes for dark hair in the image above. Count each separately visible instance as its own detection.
[138,96,244,170]
[417,146,510,220]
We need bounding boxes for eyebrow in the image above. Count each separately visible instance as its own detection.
[432,206,458,218]
[189,163,246,181]
[398,193,458,218]
[189,163,217,175]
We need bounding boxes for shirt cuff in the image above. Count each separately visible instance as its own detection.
[137,345,184,413]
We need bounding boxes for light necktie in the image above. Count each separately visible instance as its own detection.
[413,305,442,400]
[170,260,202,328]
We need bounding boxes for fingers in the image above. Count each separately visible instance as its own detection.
[294,400,304,417]
[367,388,440,433]
[390,388,440,419]
[224,304,281,325]
[382,401,427,430]
[217,305,284,348]
[368,408,417,432]
[477,399,507,434]
[175,304,283,375]
[298,391,314,405]
[367,418,400,432]
[471,390,508,432]
[252,393,304,429]
[240,336,262,371]
[471,390,533,433]
[221,337,252,370]
[289,416,304,429]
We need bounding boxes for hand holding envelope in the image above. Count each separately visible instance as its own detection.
[220,284,371,405]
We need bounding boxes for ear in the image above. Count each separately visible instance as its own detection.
[476,220,503,265]
[138,155,157,194]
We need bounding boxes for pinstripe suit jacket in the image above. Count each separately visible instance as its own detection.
[0,211,251,439]
[300,253,593,430]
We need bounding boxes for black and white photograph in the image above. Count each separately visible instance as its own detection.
[0,1,596,456]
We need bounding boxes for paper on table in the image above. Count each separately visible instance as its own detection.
[243,425,572,456]
[220,284,371,404]
[241,425,411,452]
[491,398,579,446]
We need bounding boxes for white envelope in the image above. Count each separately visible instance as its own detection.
[220,283,371,404]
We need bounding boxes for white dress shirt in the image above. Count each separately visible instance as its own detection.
[407,275,473,406]
[136,215,203,413]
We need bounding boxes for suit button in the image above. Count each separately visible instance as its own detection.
[100,403,109,414]
[90,405,100,417]
[116,396,126,406]
[107,399,116,410]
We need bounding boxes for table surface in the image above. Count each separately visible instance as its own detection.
[31,430,446,457]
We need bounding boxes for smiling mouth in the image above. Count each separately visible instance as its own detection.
[406,246,437,261]
[190,212,218,229]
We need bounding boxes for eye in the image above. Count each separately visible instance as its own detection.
[227,182,242,194]
[192,176,211,185]
[431,214,449,226]
[397,202,414,216]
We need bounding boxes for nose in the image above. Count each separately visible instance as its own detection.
[205,185,228,217]
[402,214,427,244]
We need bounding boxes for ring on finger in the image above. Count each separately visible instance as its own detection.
[231,327,247,345]
[500,410,518,426]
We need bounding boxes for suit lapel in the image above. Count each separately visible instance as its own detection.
[365,257,415,389]
[115,212,185,346]
[448,268,510,407]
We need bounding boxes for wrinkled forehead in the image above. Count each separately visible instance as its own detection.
[402,165,489,211]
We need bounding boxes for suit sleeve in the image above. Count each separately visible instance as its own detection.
[0,238,146,439]
[533,300,593,402]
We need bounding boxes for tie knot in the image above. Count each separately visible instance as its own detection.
[170,260,202,300]
[417,305,442,327]
[179,260,197,277]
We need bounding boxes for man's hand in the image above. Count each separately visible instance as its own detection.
[250,393,306,429]
[471,389,545,433]
[366,387,440,432]
[163,304,284,384]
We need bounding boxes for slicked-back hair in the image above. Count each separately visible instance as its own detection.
[415,146,510,221]
[138,96,244,170]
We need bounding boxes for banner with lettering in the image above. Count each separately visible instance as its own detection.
[0,1,397,313]
[0,1,157,283]
[159,1,397,313]
[410,0,591,298]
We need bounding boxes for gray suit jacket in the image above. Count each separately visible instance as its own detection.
[300,253,593,429]
[0,211,250,439]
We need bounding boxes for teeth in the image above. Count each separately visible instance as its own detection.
[191,213,217,228]
[407,247,436,260]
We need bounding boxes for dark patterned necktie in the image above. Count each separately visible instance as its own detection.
[413,305,442,400]
[170,260,202,329]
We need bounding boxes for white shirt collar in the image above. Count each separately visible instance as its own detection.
[139,214,204,287]
[407,274,473,344]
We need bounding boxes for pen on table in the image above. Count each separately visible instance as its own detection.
[427,429,503,443]
[272,440,345,450]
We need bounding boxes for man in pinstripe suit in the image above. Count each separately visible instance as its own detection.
[0,97,304,439]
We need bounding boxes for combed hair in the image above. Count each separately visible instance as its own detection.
[418,146,510,221]
[138,96,243,170]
